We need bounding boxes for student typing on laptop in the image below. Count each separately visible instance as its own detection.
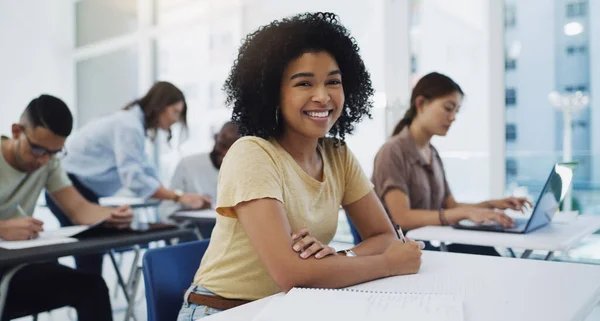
[0,95,133,320]
[362,72,531,256]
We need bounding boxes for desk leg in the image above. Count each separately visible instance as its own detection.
[521,250,533,259]
[109,251,138,321]
[439,242,449,252]
[123,246,141,321]
[508,249,517,258]
[544,252,554,261]
[125,246,141,294]
[0,264,28,320]
[124,266,142,321]
[109,251,130,302]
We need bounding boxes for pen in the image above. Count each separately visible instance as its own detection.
[395,224,407,243]
[16,204,28,217]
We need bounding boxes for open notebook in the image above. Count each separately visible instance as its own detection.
[253,287,463,321]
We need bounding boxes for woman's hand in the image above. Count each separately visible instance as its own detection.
[291,227,338,259]
[487,197,532,212]
[178,193,212,209]
[382,240,422,276]
[445,207,515,227]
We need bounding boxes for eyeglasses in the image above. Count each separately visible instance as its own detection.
[19,125,67,158]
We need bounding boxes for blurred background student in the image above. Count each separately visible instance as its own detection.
[46,81,211,275]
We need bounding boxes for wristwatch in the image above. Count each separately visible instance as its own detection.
[173,189,183,202]
[339,249,357,257]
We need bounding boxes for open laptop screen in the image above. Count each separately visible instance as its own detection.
[525,162,577,232]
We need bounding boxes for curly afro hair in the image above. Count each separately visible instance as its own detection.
[224,12,374,145]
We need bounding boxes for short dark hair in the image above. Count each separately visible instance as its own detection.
[225,12,374,145]
[23,94,73,137]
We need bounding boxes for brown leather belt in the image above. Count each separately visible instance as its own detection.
[187,292,251,310]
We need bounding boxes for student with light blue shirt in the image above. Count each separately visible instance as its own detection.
[45,81,211,276]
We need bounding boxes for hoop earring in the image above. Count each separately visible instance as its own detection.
[275,108,280,126]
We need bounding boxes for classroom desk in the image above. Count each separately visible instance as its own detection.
[0,227,196,320]
[170,209,218,225]
[170,210,218,240]
[406,215,600,260]
[201,251,600,321]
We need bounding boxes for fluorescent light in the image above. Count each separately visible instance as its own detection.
[564,22,584,36]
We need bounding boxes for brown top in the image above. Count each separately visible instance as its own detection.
[372,127,451,214]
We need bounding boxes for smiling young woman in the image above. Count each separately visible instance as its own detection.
[176,12,423,320]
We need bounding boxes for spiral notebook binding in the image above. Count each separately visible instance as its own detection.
[295,287,442,295]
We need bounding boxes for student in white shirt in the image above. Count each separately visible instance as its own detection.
[159,122,239,237]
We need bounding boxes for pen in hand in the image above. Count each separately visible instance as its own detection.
[395,223,426,250]
[16,204,28,217]
[16,204,44,240]
[395,224,407,243]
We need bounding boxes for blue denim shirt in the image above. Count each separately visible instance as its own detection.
[61,105,161,198]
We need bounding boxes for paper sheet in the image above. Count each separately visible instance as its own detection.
[171,209,218,220]
[253,288,463,321]
[0,237,77,250]
[99,196,146,207]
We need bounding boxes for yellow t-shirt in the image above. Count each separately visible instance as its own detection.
[192,136,372,300]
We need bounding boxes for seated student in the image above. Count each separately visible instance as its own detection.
[45,81,211,276]
[158,121,240,237]
[363,72,531,256]
[177,12,422,320]
[0,94,133,321]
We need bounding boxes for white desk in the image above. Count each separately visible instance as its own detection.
[201,251,600,321]
[407,215,600,260]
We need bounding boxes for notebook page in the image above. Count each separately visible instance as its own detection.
[252,288,463,321]
[347,274,485,300]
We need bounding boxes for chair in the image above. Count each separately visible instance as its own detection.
[142,239,210,321]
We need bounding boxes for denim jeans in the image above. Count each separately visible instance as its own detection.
[177,285,223,320]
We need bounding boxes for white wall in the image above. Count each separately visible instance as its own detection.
[0,0,74,135]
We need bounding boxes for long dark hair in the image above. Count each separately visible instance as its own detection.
[123,81,188,141]
[392,72,463,136]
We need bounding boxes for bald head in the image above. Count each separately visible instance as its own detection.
[211,121,241,169]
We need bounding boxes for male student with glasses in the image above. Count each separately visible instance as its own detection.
[0,94,133,321]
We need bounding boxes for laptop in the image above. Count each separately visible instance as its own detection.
[453,162,578,234]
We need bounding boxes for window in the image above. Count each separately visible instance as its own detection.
[565,84,588,93]
[506,159,518,176]
[566,45,587,55]
[410,55,417,74]
[76,0,138,47]
[505,5,516,28]
[506,124,517,142]
[575,120,588,128]
[76,47,138,127]
[505,88,517,106]
[504,0,598,260]
[566,1,587,18]
[505,58,517,70]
